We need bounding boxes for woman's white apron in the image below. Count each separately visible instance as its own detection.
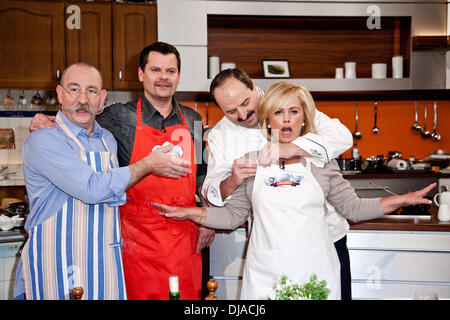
[241,159,341,300]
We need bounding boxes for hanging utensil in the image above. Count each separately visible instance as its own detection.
[372,101,379,134]
[421,102,430,139]
[203,101,211,141]
[352,101,362,140]
[412,101,421,132]
[431,101,441,141]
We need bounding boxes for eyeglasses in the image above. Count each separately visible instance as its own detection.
[61,85,102,101]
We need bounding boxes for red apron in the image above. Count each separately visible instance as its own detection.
[120,99,202,300]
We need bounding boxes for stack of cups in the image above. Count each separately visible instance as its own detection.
[335,67,344,79]
[344,62,356,79]
[372,63,387,79]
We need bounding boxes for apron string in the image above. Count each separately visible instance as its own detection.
[55,113,116,168]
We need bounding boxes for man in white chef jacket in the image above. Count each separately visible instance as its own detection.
[202,68,354,300]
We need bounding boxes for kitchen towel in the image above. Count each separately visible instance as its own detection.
[386,159,408,170]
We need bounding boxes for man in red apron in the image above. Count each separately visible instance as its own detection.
[100,42,213,300]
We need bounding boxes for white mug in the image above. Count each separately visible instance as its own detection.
[372,63,387,79]
[345,62,356,79]
[335,67,344,79]
[437,203,450,222]
[433,191,450,207]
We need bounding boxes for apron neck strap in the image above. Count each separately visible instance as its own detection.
[55,112,114,165]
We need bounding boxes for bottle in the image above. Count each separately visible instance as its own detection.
[351,144,360,160]
[169,275,180,300]
[351,144,362,171]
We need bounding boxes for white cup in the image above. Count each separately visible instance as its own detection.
[335,67,344,79]
[221,62,236,71]
[209,56,220,79]
[371,63,387,79]
[392,55,403,78]
[344,62,356,79]
[438,203,450,222]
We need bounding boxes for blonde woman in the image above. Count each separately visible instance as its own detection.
[152,82,435,300]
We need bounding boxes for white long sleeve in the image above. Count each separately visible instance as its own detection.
[291,110,353,164]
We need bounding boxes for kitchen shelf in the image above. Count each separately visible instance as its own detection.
[412,36,449,49]
[208,15,411,79]
[175,89,450,102]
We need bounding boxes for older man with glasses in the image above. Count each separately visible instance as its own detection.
[15,62,181,300]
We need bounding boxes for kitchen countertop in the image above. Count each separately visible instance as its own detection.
[350,207,450,232]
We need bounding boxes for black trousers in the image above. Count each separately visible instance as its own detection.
[334,235,352,300]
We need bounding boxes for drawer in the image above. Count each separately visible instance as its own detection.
[352,281,450,300]
[0,243,21,281]
[349,249,450,283]
[348,231,450,252]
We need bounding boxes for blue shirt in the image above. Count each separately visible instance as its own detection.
[15,110,130,297]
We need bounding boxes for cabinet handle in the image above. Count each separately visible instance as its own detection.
[56,69,60,80]
[119,69,122,81]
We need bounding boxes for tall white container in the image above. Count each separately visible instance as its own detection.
[209,56,220,79]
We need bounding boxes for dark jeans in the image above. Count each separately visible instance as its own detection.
[334,235,352,300]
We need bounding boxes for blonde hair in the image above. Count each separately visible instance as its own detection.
[258,81,317,140]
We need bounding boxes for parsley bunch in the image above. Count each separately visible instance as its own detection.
[270,273,330,300]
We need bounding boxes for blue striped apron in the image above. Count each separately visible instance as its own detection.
[21,115,127,300]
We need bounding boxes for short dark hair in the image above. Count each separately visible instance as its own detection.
[139,41,181,72]
[210,68,253,106]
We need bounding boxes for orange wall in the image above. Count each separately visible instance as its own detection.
[180,100,450,160]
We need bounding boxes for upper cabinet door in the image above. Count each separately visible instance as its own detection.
[65,2,113,90]
[0,1,65,89]
[112,3,157,91]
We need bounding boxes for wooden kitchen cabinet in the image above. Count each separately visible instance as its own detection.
[0,0,65,89]
[0,1,157,91]
[65,1,113,90]
[112,3,157,90]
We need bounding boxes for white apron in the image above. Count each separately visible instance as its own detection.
[241,159,341,300]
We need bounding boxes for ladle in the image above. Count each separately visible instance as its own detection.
[352,101,362,140]
[372,101,379,134]
[431,101,441,141]
[421,102,430,139]
[412,101,421,132]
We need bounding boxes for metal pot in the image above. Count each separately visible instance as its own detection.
[388,151,403,161]
[0,200,28,219]
[362,155,387,173]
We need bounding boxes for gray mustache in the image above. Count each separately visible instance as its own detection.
[67,103,106,115]
[68,103,95,114]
